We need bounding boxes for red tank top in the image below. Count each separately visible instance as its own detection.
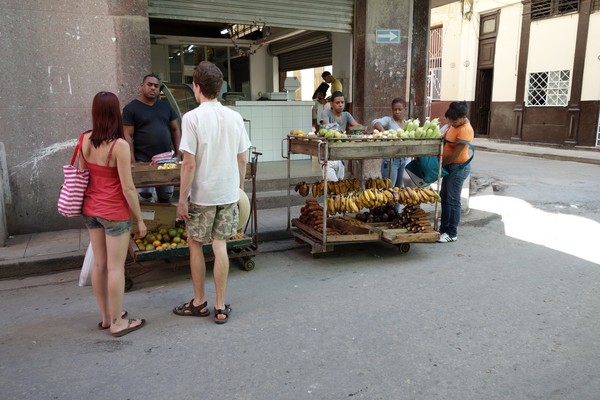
[82,140,131,221]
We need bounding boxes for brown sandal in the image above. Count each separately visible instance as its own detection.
[173,299,210,317]
[98,311,128,329]
[110,318,146,337]
[214,304,231,324]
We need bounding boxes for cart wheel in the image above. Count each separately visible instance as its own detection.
[397,243,411,254]
[243,259,255,271]
[125,276,134,292]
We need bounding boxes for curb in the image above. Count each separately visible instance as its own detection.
[474,145,600,166]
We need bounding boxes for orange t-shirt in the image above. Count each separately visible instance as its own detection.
[442,121,474,164]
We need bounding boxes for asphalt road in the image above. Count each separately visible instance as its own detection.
[0,152,599,400]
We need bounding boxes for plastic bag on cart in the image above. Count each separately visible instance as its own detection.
[79,243,93,287]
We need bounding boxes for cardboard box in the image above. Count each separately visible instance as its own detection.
[131,203,177,234]
[131,163,180,187]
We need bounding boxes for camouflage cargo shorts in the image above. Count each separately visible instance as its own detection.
[186,202,239,243]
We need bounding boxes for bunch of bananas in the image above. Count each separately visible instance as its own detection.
[298,199,341,235]
[294,181,310,197]
[295,179,362,198]
[324,187,442,215]
[394,187,441,205]
[326,194,363,215]
[327,178,361,196]
[365,177,393,190]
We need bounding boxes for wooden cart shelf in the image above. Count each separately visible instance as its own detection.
[288,135,442,160]
[125,150,261,291]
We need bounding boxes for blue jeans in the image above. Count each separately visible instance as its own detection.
[439,163,471,237]
[381,158,408,187]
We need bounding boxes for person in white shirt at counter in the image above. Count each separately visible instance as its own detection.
[320,91,362,181]
[312,82,330,128]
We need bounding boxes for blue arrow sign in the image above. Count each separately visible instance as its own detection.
[376,29,400,44]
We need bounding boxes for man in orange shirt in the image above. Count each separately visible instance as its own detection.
[437,101,474,243]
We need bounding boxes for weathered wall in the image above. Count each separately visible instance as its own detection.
[353,0,427,179]
[0,1,150,234]
[354,0,412,126]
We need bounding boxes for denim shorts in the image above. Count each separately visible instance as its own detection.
[84,216,132,237]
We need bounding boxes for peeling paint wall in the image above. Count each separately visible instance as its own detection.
[0,0,150,234]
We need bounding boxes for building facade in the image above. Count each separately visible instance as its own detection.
[429,0,600,148]
[0,0,432,235]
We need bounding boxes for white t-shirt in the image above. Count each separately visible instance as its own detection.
[180,101,251,206]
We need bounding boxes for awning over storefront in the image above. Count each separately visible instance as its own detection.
[148,0,354,33]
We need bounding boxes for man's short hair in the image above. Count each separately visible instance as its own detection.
[192,61,223,99]
[321,71,332,79]
[142,73,160,83]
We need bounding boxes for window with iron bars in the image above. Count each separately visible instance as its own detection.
[531,0,579,20]
[526,70,570,106]
[593,0,600,12]
[428,26,443,101]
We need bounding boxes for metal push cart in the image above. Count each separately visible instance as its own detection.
[285,135,442,255]
[124,149,261,291]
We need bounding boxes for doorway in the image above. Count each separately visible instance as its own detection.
[473,11,499,136]
[474,68,493,135]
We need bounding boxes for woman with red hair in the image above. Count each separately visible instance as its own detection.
[79,91,147,337]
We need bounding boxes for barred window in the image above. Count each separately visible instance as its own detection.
[593,0,600,13]
[531,0,579,20]
[526,70,570,106]
[428,26,443,101]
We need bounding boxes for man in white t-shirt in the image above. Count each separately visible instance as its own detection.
[173,61,252,324]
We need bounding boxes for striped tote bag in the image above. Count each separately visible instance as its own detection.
[57,132,89,217]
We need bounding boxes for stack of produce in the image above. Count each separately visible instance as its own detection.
[391,205,435,233]
[133,227,188,252]
[298,199,341,235]
[371,118,442,139]
[354,204,398,223]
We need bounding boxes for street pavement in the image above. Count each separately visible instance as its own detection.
[0,143,599,399]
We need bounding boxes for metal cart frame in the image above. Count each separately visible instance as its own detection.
[124,149,261,291]
[284,135,442,255]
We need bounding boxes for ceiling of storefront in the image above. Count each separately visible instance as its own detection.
[150,1,459,49]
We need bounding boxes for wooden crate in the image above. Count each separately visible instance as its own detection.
[131,163,180,186]
[341,216,440,244]
[129,236,253,261]
[287,136,441,160]
[327,139,442,160]
[291,218,380,243]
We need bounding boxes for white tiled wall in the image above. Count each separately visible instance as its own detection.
[229,101,313,162]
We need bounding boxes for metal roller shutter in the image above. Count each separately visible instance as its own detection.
[148,0,353,33]
[277,42,332,71]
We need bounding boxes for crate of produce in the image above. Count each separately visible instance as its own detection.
[131,203,177,234]
[131,163,181,187]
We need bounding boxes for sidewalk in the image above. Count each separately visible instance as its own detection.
[1,138,598,279]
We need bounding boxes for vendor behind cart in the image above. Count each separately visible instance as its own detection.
[123,73,181,203]
[320,91,362,181]
[372,97,409,187]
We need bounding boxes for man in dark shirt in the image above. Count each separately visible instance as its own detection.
[123,74,181,203]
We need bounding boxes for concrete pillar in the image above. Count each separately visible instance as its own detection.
[352,0,429,181]
[0,0,150,234]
